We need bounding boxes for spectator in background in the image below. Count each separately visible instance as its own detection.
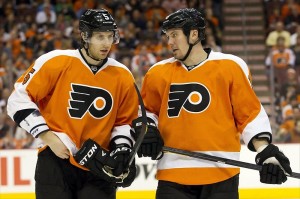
[35,2,57,28]
[204,25,222,47]
[25,22,38,49]
[205,34,222,52]
[276,68,300,142]
[139,20,159,41]
[0,52,8,87]
[277,104,295,143]
[212,0,224,30]
[161,0,187,13]
[0,114,11,149]
[131,9,147,35]
[131,44,156,78]
[265,36,295,87]
[186,0,200,9]
[0,87,14,149]
[267,6,285,32]
[114,7,130,29]
[3,4,16,33]
[36,0,55,12]
[120,56,132,69]
[293,107,300,141]
[64,19,81,49]
[0,69,4,89]
[266,21,291,48]
[33,31,53,57]
[279,68,300,107]
[284,5,300,32]
[9,26,26,60]
[55,13,68,33]
[12,55,30,80]
[281,0,300,20]
[290,24,300,46]
[0,88,10,114]
[0,88,6,114]
[118,28,138,58]
[291,34,300,82]
[145,0,168,31]
[0,51,13,86]
[13,126,33,149]
[153,34,172,61]
[73,0,95,18]
[54,0,77,23]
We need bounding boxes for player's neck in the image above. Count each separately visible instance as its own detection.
[80,48,103,66]
[183,46,207,67]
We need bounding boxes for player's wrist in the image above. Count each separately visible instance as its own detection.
[252,138,269,152]
[38,130,55,144]
[256,144,268,153]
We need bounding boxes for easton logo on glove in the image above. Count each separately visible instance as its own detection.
[77,143,99,165]
[110,145,132,157]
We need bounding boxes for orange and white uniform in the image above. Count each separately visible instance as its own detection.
[7,49,138,169]
[265,48,295,68]
[141,49,272,185]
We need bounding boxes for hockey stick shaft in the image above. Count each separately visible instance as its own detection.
[125,84,148,170]
[163,146,300,179]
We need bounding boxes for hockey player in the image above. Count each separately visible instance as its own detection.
[7,9,138,199]
[131,8,292,199]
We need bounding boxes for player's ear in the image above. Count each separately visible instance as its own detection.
[81,32,88,42]
[190,29,198,42]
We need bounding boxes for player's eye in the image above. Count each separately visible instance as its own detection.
[170,33,177,38]
[95,35,105,40]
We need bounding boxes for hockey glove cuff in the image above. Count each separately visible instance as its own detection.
[255,144,292,184]
[131,117,164,160]
[110,142,136,187]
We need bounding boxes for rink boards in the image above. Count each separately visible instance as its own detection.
[0,144,299,199]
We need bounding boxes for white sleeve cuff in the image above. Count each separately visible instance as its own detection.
[110,125,134,146]
[19,110,49,138]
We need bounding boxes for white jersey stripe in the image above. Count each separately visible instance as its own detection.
[158,151,240,169]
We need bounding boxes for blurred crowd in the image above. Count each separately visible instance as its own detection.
[264,0,300,143]
[0,0,223,149]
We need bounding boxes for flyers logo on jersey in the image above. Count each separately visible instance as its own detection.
[168,83,211,117]
[68,84,113,119]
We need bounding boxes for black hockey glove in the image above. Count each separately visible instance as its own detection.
[255,144,292,184]
[74,139,118,183]
[131,117,164,160]
[110,142,136,187]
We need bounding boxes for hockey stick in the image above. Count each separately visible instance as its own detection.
[125,83,148,170]
[103,83,147,181]
[163,146,300,179]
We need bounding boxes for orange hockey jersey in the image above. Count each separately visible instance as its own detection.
[141,50,272,185]
[7,49,139,169]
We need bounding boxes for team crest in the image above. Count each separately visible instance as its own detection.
[168,83,211,117]
[68,83,113,119]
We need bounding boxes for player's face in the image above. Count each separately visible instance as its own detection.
[88,31,114,60]
[165,29,189,60]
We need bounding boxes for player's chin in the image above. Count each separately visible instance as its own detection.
[174,54,182,60]
[98,54,108,60]
[172,51,181,59]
